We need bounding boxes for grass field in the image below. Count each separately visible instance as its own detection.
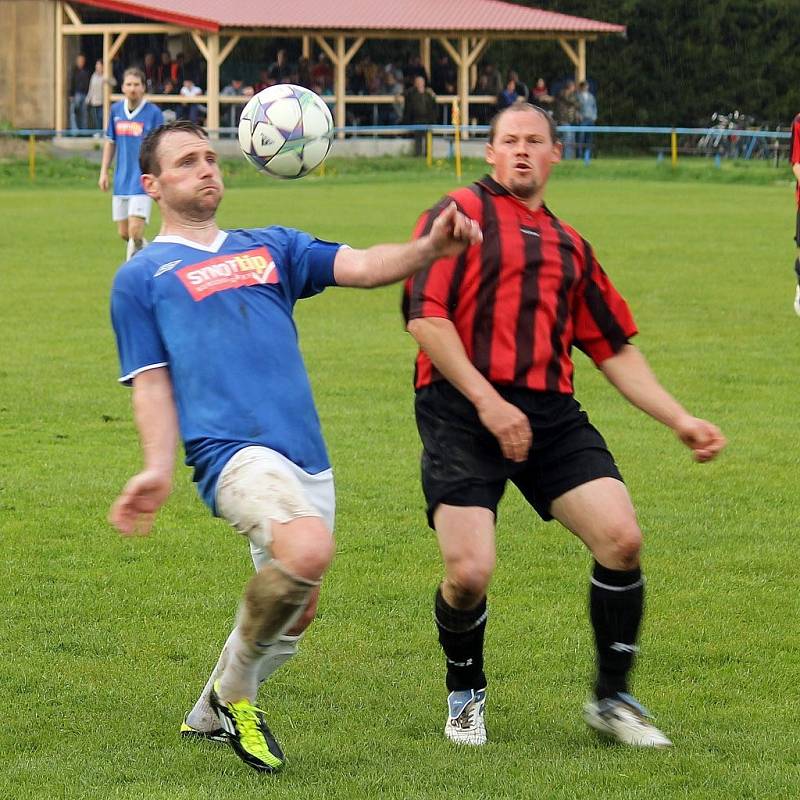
[1,157,799,799]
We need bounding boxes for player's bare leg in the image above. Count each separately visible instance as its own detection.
[551,477,670,747]
[208,516,334,772]
[434,504,495,745]
[127,215,147,258]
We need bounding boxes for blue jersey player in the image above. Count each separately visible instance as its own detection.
[99,67,163,259]
[109,120,482,775]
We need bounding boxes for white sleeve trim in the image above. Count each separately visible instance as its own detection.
[118,362,168,385]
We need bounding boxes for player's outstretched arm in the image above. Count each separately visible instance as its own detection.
[333,202,482,288]
[599,344,726,462]
[109,367,179,535]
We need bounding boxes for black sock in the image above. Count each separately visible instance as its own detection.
[589,561,644,700]
[434,587,487,692]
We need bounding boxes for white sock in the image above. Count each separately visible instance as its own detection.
[125,237,135,259]
[216,630,268,704]
[186,629,303,731]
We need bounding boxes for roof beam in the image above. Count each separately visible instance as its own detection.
[63,2,81,25]
[191,31,210,63]
[219,35,241,66]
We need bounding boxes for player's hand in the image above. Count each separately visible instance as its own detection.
[476,394,532,463]
[109,469,172,536]
[674,416,726,463]
[428,202,483,258]
[98,172,109,191]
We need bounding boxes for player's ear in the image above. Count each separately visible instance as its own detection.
[551,139,563,164]
[141,172,160,200]
[485,142,495,167]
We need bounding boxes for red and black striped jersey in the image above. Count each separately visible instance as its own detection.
[791,114,800,207]
[403,175,637,393]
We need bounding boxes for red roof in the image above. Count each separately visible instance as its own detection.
[76,0,625,35]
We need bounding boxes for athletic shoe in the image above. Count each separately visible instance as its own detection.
[209,681,285,773]
[444,687,487,745]
[583,692,672,748]
[793,284,800,316]
[179,712,227,744]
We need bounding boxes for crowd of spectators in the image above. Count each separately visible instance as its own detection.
[68,45,599,157]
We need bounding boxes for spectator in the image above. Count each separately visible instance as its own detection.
[577,80,598,160]
[68,53,90,131]
[403,75,437,157]
[432,54,456,95]
[297,57,312,88]
[268,49,292,82]
[506,70,528,100]
[554,79,580,158]
[143,52,158,92]
[530,77,554,110]
[496,78,521,111]
[159,79,178,123]
[380,70,404,125]
[479,63,503,95]
[170,53,185,86]
[157,51,173,90]
[254,69,273,94]
[86,59,116,132]
[221,78,245,131]
[180,78,204,124]
[405,55,429,88]
[310,54,333,92]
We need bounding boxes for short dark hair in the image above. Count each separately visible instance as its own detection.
[488,103,558,144]
[139,120,209,175]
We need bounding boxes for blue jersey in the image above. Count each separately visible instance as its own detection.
[106,100,164,196]
[110,227,342,512]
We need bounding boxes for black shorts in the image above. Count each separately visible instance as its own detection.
[795,210,800,249]
[414,381,623,528]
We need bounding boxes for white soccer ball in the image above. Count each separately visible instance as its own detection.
[238,84,334,179]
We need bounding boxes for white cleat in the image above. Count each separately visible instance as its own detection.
[793,284,800,316]
[583,692,671,748]
[445,688,487,745]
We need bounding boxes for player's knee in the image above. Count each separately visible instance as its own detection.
[271,517,334,582]
[445,558,494,603]
[604,521,642,569]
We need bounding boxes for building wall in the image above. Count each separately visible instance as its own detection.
[0,1,56,129]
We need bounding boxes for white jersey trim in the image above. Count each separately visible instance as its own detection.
[118,361,169,385]
[124,100,148,119]
[153,231,229,253]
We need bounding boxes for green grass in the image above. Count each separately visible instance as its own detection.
[1,163,799,799]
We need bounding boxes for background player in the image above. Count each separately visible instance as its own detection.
[109,120,481,774]
[98,67,164,259]
[403,103,725,749]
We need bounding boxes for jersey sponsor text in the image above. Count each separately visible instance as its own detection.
[176,247,279,300]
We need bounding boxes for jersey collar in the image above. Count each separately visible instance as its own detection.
[476,174,554,217]
[124,99,146,119]
[153,230,229,252]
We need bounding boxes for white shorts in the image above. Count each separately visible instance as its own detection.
[112,194,152,223]
[215,446,335,571]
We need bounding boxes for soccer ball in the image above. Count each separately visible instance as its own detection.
[238,84,334,179]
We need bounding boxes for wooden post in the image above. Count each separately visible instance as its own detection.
[420,37,431,81]
[207,32,220,134]
[452,99,461,179]
[335,34,346,138]
[55,1,64,133]
[302,35,310,59]
[458,37,469,139]
[577,38,586,82]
